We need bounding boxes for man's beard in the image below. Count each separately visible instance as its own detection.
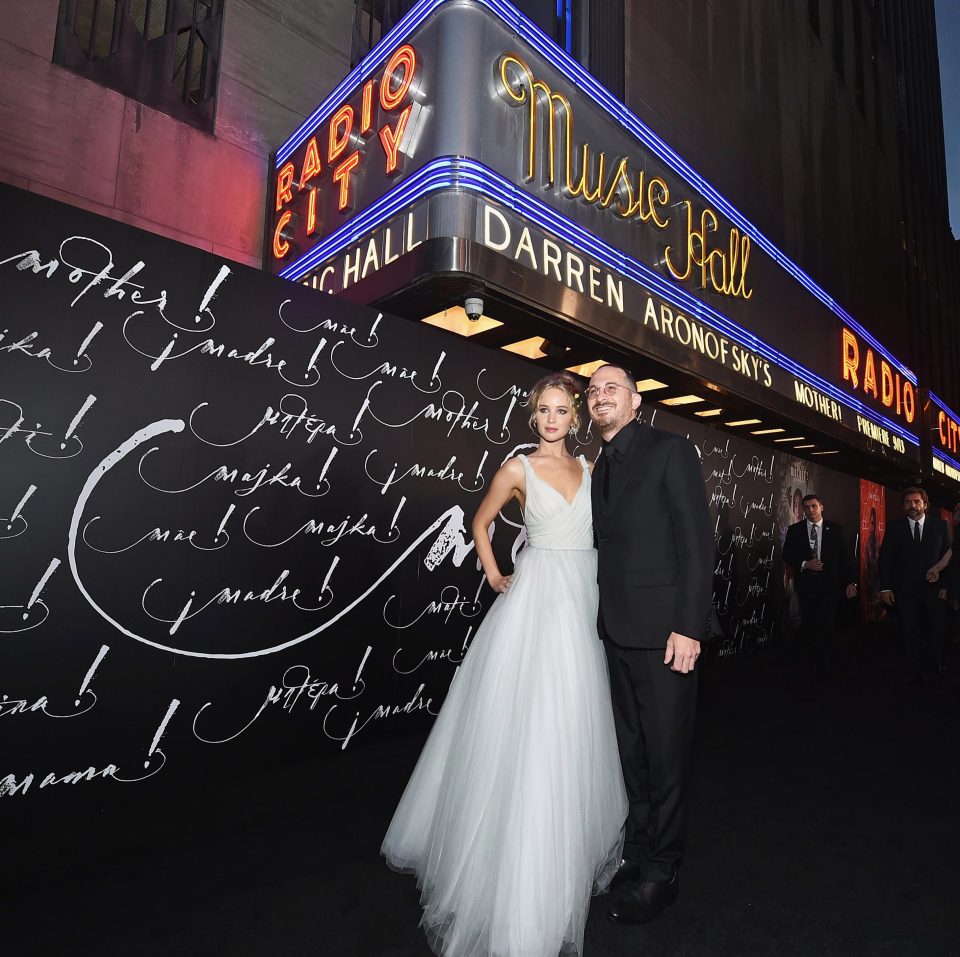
[591,405,620,428]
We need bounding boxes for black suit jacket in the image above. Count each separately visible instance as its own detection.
[782,519,855,599]
[878,515,950,599]
[591,421,714,649]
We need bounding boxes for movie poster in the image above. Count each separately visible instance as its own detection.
[776,457,819,635]
[859,480,886,623]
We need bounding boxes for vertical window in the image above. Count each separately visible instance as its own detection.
[808,0,820,38]
[555,0,580,59]
[853,1,865,114]
[351,0,412,67]
[833,0,845,80]
[871,9,883,144]
[54,0,223,132]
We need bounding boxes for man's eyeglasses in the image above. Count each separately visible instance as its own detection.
[584,383,636,401]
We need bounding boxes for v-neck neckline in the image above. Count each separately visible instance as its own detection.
[524,455,586,507]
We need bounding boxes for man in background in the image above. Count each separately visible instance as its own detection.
[782,494,857,676]
[879,487,950,684]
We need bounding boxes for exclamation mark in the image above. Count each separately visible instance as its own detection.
[6,484,37,531]
[196,265,232,323]
[501,394,517,437]
[169,591,195,635]
[352,645,372,693]
[367,312,383,343]
[351,390,372,437]
[316,446,338,490]
[380,462,397,496]
[389,496,406,533]
[475,450,488,486]
[23,558,61,620]
[150,334,178,372]
[61,394,96,450]
[305,337,326,379]
[76,644,109,707]
[321,556,339,597]
[74,322,103,366]
[144,699,180,768]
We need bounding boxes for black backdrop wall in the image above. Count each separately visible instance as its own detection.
[0,184,861,805]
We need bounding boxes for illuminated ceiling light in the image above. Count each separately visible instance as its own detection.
[501,337,548,359]
[565,359,610,377]
[725,418,762,427]
[811,450,840,456]
[421,306,502,337]
[774,436,806,443]
[635,378,669,392]
[660,395,704,406]
[794,444,816,449]
[695,408,724,417]
[751,427,786,435]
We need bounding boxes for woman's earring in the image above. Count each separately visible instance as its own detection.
[528,413,540,436]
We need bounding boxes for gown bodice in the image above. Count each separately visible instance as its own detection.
[519,454,593,551]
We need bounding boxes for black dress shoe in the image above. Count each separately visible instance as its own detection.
[607,874,679,925]
[606,858,645,893]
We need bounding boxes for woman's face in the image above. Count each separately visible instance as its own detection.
[534,387,575,441]
[792,489,803,519]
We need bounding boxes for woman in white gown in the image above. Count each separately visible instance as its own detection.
[381,372,627,957]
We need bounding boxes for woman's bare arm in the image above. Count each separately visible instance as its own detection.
[471,458,525,592]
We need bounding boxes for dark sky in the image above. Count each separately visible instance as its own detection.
[936,0,959,237]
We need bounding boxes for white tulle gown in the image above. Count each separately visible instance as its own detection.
[382,454,627,957]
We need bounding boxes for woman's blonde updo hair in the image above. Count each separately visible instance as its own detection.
[526,371,582,436]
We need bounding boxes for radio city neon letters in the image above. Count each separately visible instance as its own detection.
[272,44,419,260]
[842,328,915,424]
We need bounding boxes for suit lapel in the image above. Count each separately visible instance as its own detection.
[591,449,606,532]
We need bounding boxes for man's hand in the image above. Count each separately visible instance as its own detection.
[880,589,895,606]
[845,583,858,599]
[805,559,824,572]
[664,632,700,674]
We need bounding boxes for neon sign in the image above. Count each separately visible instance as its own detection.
[841,328,916,425]
[496,52,752,300]
[271,44,420,262]
[268,0,920,461]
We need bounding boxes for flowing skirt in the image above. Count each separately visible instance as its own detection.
[382,545,627,957]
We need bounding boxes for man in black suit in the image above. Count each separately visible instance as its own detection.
[781,494,857,675]
[879,486,950,683]
[586,364,713,925]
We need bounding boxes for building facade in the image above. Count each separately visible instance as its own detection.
[2,0,958,501]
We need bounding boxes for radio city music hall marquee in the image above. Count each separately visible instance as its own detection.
[268,0,919,465]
